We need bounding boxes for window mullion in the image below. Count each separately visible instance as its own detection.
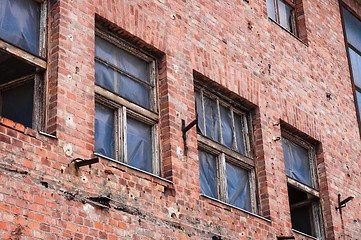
[249,169,258,213]
[230,108,237,151]
[152,124,160,175]
[217,153,227,202]
[216,98,222,144]
[39,1,47,58]
[275,0,280,23]
[243,114,251,158]
[201,89,206,135]
[121,106,127,163]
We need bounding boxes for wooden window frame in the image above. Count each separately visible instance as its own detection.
[94,29,160,175]
[195,84,258,213]
[268,0,298,36]
[0,0,47,130]
[282,131,324,239]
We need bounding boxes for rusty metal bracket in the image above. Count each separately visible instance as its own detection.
[182,119,197,155]
[336,194,354,214]
[72,157,99,169]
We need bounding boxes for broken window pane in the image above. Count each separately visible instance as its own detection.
[198,150,217,199]
[226,162,251,211]
[220,105,234,149]
[266,0,277,21]
[204,96,220,142]
[349,47,361,88]
[1,80,34,128]
[288,186,315,236]
[234,113,246,155]
[278,0,295,33]
[195,91,205,135]
[0,0,40,55]
[343,7,361,52]
[127,117,152,173]
[95,103,115,159]
[282,138,312,187]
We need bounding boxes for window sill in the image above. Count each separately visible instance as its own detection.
[94,153,174,188]
[292,229,319,240]
[200,194,271,223]
[0,116,57,141]
[268,17,308,47]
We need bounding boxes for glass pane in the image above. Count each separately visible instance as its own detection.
[278,0,295,33]
[195,91,205,135]
[1,81,34,128]
[119,75,150,109]
[220,105,234,149]
[95,60,119,92]
[127,117,153,173]
[119,48,149,82]
[95,104,115,159]
[0,0,40,55]
[204,96,220,143]
[198,150,217,199]
[282,138,312,187]
[95,36,149,82]
[267,0,277,20]
[226,162,251,211]
[342,7,361,52]
[349,48,361,88]
[234,113,246,155]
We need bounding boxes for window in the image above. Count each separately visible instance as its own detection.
[267,0,296,33]
[282,132,324,238]
[195,84,257,213]
[94,30,159,175]
[266,0,307,41]
[0,0,47,129]
[341,7,361,134]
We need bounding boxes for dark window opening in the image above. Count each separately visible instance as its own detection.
[288,186,315,237]
[0,80,34,128]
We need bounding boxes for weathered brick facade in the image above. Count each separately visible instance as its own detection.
[0,0,360,239]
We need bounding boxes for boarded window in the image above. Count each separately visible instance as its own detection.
[0,0,46,129]
[94,29,159,175]
[195,84,257,213]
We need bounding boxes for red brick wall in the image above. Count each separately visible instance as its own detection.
[0,0,360,239]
